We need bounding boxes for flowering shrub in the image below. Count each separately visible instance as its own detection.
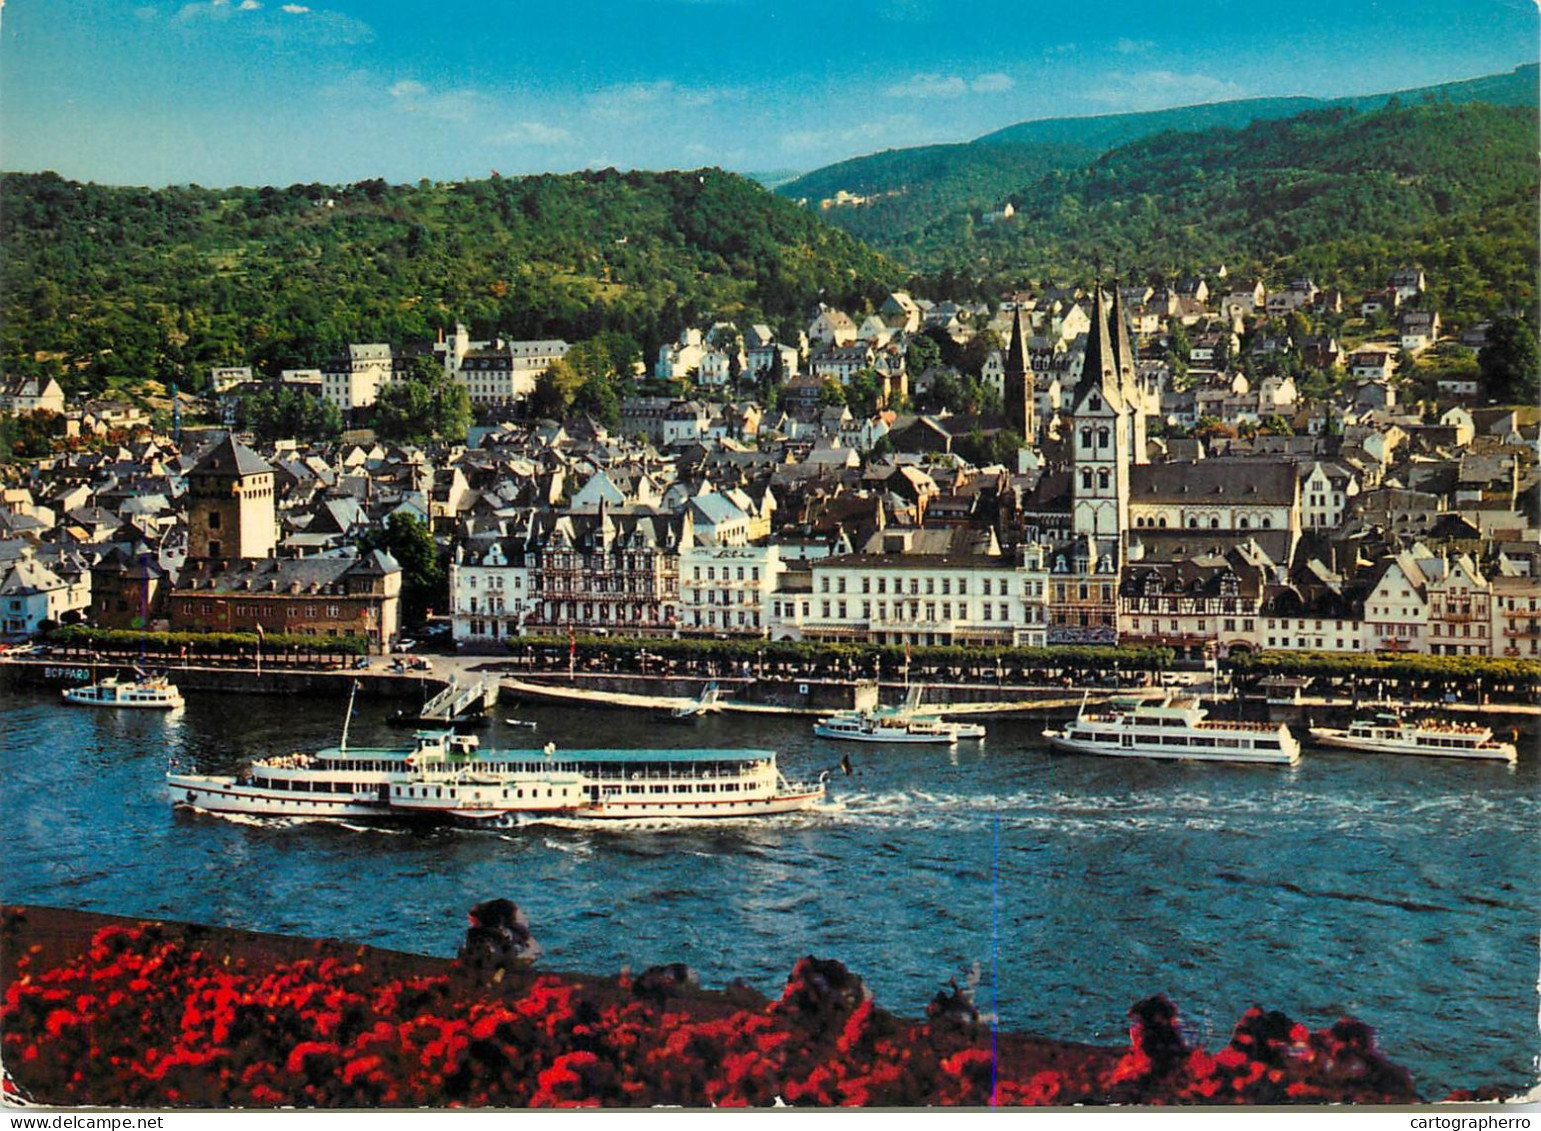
[1,911,1426,1108]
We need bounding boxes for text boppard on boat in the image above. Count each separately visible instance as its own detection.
[1308,713,1518,763]
[168,730,827,824]
[62,672,184,710]
[1043,695,1301,765]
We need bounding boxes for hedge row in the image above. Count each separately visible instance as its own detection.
[1228,649,1541,686]
[510,634,1176,672]
[47,626,370,656]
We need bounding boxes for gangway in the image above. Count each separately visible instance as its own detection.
[389,676,499,726]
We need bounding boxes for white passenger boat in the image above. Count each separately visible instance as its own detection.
[1308,713,1518,763]
[62,672,184,710]
[1043,695,1300,765]
[813,684,986,745]
[813,708,986,744]
[168,730,827,824]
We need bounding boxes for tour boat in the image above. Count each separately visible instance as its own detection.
[813,708,986,745]
[1043,695,1300,765]
[62,672,184,710]
[168,730,827,824]
[1308,712,1518,763]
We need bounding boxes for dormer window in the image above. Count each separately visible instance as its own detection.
[1090,395,1101,412]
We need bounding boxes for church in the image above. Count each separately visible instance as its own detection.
[1034,284,1301,645]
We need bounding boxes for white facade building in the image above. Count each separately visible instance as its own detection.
[321,344,394,411]
[449,538,532,646]
[678,544,784,636]
[789,548,1049,647]
[0,555,87,637]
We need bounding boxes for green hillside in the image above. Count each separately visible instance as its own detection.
[1,168,900,396]
[777,64,1540,265]
[939,101,1539,315]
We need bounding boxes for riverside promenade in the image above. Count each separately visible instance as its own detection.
[5,650,1538,719]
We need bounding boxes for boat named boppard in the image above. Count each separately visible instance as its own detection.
[168,730,827,824]
[1308,712,1518,763]
[1043,695,1301,765]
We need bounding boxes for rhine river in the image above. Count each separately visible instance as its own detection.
[2,685,1537,1098]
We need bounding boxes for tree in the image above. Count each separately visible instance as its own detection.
[905,333,943,377]
[527,359,584,420]
[1478,315,1539,403]
[845,367,885,415]
[573,373,621,429]
[359,512,443,627]
[373,361,470,444]
[1259,413,1294,436]
[0,410,66,460]
[1194,415,1237,441]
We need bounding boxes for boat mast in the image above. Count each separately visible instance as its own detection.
[340,679,360,753]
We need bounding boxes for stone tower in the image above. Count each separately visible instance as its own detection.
[186,434,277,562]
[1001,304,1035,443]
[1069,285,1133,544]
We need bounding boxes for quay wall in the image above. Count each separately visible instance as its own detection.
[0,658,443,701]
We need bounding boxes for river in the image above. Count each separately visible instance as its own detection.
[1,685,1536,1098]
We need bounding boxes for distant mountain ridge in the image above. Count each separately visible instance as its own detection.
[777,63,1540,258]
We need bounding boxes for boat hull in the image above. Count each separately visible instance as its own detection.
[1308,728,1517,763]
[1043,729,1300,766]
[169,774,826,823]
[169,775,393,819]
[813,724,956,744]
[63,688,184,709]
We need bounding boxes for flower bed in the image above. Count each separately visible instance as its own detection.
[1,905,1434,1108]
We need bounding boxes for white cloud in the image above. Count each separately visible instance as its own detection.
[779,115,924,155]
[585,80,739,124]
[387,80,487,121]
[495,121,574,146]
[885,73,967,99]
[970,72,1014,93]
[1115,38,1154,55]
[1086,70,1247,109]
[170,0,366,42]
[885,72,1014,99]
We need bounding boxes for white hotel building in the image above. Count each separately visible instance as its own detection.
[776,544,1050,647]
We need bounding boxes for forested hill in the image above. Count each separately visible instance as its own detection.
[777,63,1539,260]
[1,168,900,392]
[924,101,1540,314]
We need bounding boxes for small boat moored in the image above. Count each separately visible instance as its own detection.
[813,683,985,745]
[62,671,185,710]
[1308,712,1518,763]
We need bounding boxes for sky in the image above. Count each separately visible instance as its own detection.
[1,0,1537,187]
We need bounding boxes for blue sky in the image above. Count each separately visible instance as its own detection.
[2,0,1536,187]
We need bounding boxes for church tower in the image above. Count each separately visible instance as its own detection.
[1069,284,1132,544]
[1001,304,1035,443]
[1108,285,1148,466]
[187,435,277,562]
